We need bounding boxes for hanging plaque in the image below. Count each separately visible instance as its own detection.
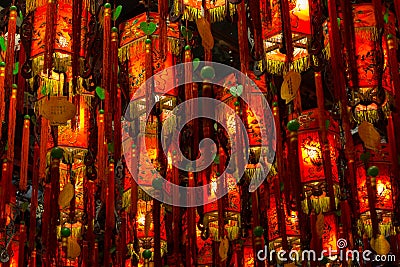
[281,71,301,104]
[67,238,81,259]
[58,183,74,209]
[196,17,214,50]
[41,96,77,125]
[358,121,380,150]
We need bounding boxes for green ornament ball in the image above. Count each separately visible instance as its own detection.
[51,147,64,159]
[184,45,191,50]
[253,226,264,237]
[152,178,163,190]
[287,119,300,132]
[10,6,17,11]
[99,109,105,114]
[367,166,379,177]
[142,249,152,259]
[61,227,71,237]
[131,144,137,149]
[387,34,394,39]
[104,3,111,8]
[145,38,152,44]
[172,150,177,155]
[200,66,215,80]
[111,27,118,33]
[272,101,278,107]
[234,101,240,106]
[24,115,30,120]
[0,62,5,67]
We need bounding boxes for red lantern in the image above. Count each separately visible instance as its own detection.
[335,4,396,124]
[135,192,167,264]
[296,109,340,214]
[355,143,394,238]
[267,174,301,264]
[263,0,313,74]
[119,12,179,99]
[203,171,241,241]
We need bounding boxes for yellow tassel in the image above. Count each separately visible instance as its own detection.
[181,4,236,23]
[122,189,131,210]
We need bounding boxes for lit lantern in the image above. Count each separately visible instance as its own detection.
[266,174,301,264]
[119,12,180,99]
[262,0,314,74]
[200,84,241,243]
[134,190,167,265]
[355,143,394,238]
[26,1,92,265]
[29,0,92,176]
[336,4,396,124]
[28,0,88,78]
[203,172,241,241]
[296,109,340,214]
[119,11,180,186]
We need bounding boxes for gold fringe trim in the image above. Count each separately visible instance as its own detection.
[354,27,378,41]
[122,189,131,210]
[122,188,154,210]
[209,226,240,241]
[27,0,92,14]
[44,147,88,167]
[30,55,85,78]
[357,219,396,238]
[179,4,236,23]
[301,187,340,214]
[265,45,330,76]
[351,92,392,125]
[266,57,309,76]
[29,56,88,97]
[119,37,181,62]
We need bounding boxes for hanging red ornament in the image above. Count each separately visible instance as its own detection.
[19,115,31,191]
[130,144,139,218]
[237,1,249,74]
[114,88,122,160]
[0,62,5,141]
[145,37,153,116]
[29,144,40,265]
[39,117,49,180]
[103,3,112,142]
[4,6,17,92]
[18,224,26,266]
[16,39,26,113]
[97,110,106,200]
[158,0,168,61]
[4,86,18,203]
[110,27,119,117]
[0,160,8,220]
[104,160,115,266]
